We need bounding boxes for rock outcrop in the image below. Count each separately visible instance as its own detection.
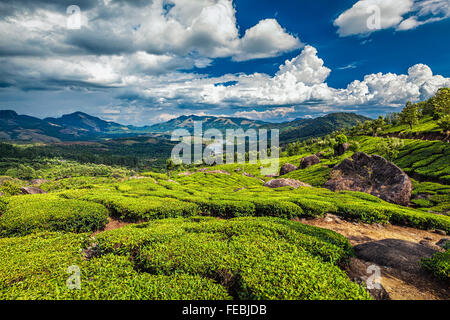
[20,187,47,195]
[354,239,438,273]
[279,163,298,176]
[334,142,350,156]
[315,151,326,159]
[300,155,320,169]
[30,179,49,186]
[264,178,311,189]
[205,170,230,175]
[178,172,194,176]
[324,152,412,205]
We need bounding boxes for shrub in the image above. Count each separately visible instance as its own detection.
[80,193,199,221]
[0,232,230,300]
[94,217,370,300]
[335,134,348,145]
[0,195,109,237]
[289,198,336,217]
[437,114,450,132]
[252,200,304,219]
[0,180,22,196]
[421,250,450,281]
[196,200,256,218]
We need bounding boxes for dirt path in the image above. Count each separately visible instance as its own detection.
[297,215,449,300]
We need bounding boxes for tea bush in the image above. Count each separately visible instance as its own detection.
[0,218,372,300]
[195,200,256,218]
[0,232,230,300]
[421,249,450,281]
[0,195,109,237]
[92,217,370,300]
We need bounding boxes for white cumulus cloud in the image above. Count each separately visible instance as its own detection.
[334,0,449,36]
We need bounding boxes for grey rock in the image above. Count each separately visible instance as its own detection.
[20,187,47,195]
[325,152,412,206]
[436,238,450,249]
[264,178,311,189]
[354,239,438,272]
[434,229,447,236]
[279,163,298,176]
[299,155,320,169]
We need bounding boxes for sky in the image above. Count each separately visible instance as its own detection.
[0,0,449,125]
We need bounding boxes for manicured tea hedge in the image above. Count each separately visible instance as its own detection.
[0,232,230,300]
[0,195,108,237]
[79,193,199,221]
[91,217,370,300]
[55,176,450,233]
[0,218,370,300]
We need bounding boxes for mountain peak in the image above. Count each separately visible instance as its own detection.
[0,110,19,118]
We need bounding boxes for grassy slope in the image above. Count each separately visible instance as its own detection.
[383,115,441,134]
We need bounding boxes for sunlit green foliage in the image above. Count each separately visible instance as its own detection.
[0,194,109,237]
[421,249,450,281]
[400,101,419,130]
[0,232,230,300]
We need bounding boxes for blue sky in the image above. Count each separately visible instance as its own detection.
[0,0,449,125]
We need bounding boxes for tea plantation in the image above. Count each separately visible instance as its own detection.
[0,91,449,300]
[0,218,371,300]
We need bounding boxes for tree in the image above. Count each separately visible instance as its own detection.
[379,137,404,162]
[351,120,364,135]
[371,116,385,136]
[362,120,374,135]
[400,101,419,129]
[437,114,450,132]
[16,164,36,180]
[423,88,450,119]
[335,134,348,145]
[334,134,348,156]
[166,158,176,177]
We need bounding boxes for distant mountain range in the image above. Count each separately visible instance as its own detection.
[0,110,370,143]
[148,114,267,133]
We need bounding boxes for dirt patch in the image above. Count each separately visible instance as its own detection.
[299,215,445,245]
[297,215,449,300]
[92,217,134,236]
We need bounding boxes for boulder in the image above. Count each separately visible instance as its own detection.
[315,151,326,159]
[436,238,450,249]
[178,172,194,176]
[242,172,255,178]
[299,155,320,169]
[354,239,437,273]
[20,187,47,195]
[334,142,350,156]
[324,152,412,205]
[345,258,390,300]
[206,170,230,175]
[434,229,447,236]
[30,179,49,186]
[129,175,145,180]
[279,163,298,176]
[264,178,311,189]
